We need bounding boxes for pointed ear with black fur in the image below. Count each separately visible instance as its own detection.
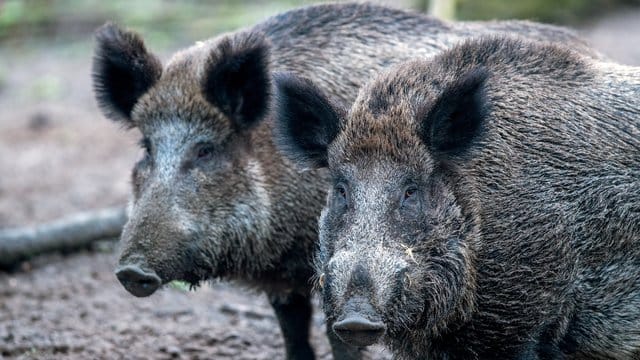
[420,67,490,158]
[273,73,343,169]
[92,22,162,125]
[201,32,271,132]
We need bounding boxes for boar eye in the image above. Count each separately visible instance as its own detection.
[404,187,416,199]
[334,183,348,206]
[401,186,420,209]
[195,143,215,161]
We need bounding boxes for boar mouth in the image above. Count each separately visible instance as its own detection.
[174,250,215,291]
[177,269,208,291]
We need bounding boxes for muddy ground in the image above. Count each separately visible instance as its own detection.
[1,7,639,360]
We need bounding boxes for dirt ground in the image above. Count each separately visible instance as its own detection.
[1,7,639,360]
[0,245,392,359]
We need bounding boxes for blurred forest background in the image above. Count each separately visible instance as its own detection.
[1,1,640,359]
[1,0,640,229]
[2,0,640,46]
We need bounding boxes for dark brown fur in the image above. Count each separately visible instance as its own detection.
[92,3,603,359]
[273,36,640,359]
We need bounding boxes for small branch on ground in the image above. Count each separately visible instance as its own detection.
[0,207,126,270]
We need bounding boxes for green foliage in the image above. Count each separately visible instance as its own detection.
[28,75,63,101]
[0,0,637,47]
[168,280,191,292]
[455,0,637,23]
[0,0,49,38]
[0,0,310,48]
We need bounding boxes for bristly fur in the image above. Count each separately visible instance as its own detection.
[92,3,605,359]
[201,32,271,132]
[275,35,640,359]
[273,73,344,169]
[92,22,162,125]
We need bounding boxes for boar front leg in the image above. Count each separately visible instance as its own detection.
[269,291,315,360]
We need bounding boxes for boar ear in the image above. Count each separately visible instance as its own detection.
[202,32,271,132]
[273,73,343,169]
[92,22,162,125]
[420,67,489,158]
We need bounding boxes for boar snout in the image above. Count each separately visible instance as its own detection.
[115,265,161,297]
[332,296,386,347]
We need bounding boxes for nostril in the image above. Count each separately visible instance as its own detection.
[115,265,161,297]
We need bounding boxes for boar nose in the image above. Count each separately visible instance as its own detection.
[332,297,386,347]
[115,265,161,297]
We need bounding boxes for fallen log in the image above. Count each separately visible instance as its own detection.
[0,207,126,269]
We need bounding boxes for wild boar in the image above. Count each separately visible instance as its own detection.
[273,36,640,359]
[92,3,600,358]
